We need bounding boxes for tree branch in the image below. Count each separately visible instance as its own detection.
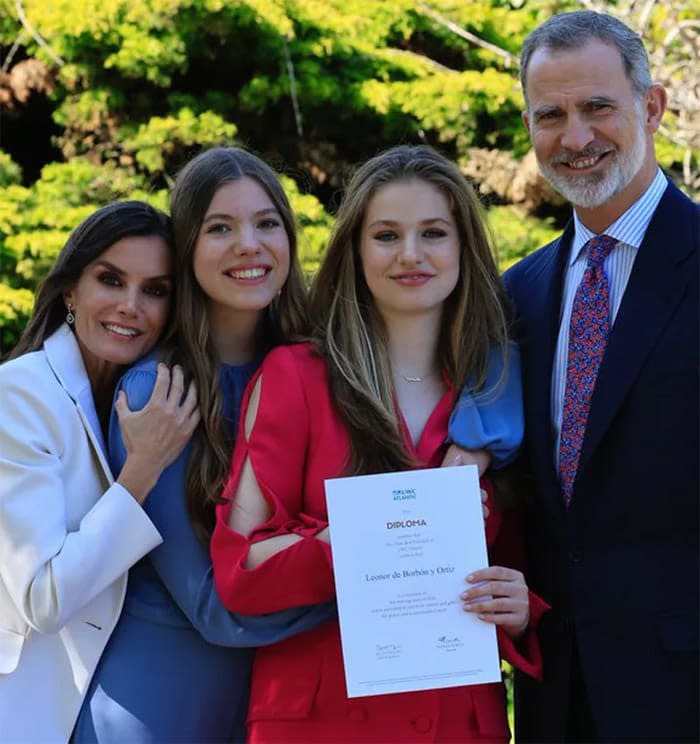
[416,3,518,68]
[15,0,65,67]
[1,28,27,74]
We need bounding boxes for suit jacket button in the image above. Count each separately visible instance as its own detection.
[347,706,367,722]
[412,716,432,733]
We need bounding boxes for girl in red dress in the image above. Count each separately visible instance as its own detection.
[211,145,547,743]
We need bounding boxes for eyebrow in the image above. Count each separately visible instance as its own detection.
[583,95,616,107]
[366,217,452,229]
[532,103,561,118]
[202,207,280,223]
[94,260,172,282]
[533,96,616,118]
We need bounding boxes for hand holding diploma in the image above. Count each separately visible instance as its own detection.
[462,566,529,639]
[440,452,530,639]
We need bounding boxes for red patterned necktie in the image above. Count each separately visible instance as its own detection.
[559,234,617,505]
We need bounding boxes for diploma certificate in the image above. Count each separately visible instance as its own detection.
[325,465,501,698]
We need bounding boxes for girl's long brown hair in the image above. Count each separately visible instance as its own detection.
[166,147,309,537]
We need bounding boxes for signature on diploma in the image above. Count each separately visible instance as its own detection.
[375,642,402,660]
[436,635,464,652]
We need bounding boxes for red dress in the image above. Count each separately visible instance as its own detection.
[211,343,547,743]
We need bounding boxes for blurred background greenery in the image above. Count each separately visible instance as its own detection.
[1,0,697,356]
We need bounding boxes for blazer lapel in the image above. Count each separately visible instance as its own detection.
[44,325,114,484]
[578,182,696,474]
[520,223,573,511]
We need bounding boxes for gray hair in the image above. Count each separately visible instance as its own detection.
[520,10,652,106]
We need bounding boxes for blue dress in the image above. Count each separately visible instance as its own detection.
[74,356,337,743]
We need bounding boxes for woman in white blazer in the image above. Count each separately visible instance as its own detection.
[0,201,200,743]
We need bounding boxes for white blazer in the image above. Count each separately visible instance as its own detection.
[0,324,162,743]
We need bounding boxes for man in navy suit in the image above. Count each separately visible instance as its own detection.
[506,11,699,742]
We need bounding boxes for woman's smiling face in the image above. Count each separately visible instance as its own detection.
[63,234,172,386]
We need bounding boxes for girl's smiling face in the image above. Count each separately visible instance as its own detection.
[359,178,460,323]
[193,177,291,326]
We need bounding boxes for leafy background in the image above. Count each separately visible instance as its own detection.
[1,0,698,357]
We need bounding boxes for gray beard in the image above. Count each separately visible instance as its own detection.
[537,123,647,209]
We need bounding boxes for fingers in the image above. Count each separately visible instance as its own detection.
[464,596,526,614]
[115,363,204,502]
[181,383,201,435]
[481,488,489,520]
[114,390,129,421]
[166,364,185,407]
[467,565,522,584]
[469,608,529,635]
[146,365,198,422]
[150,362,171,400]
[172,374,200,438]
[441,444,463,467]
[460,565,529,637]
[147,363,187,407]
[461,568,527,608]
[179,380,199,422]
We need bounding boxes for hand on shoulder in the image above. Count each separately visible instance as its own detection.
[115,364,200,503]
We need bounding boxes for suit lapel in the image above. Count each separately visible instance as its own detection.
[44,325,114,485]
[521,223,573,511]
[75,394,114,489]
[578,182,696,475]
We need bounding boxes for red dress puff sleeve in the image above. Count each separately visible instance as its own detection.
[211,344,338,614]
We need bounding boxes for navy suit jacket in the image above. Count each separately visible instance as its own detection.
[505,179,699,742]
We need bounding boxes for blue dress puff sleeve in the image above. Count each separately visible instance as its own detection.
[447,341,523,469]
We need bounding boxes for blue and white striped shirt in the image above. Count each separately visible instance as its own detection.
[551,168,668,468]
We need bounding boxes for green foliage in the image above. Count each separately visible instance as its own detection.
[0,285,35,356]
[655,122,697,175]
[1,0,696,346]
[7,228,73,284]
[0,158,167,350]
[0,152,22,187]
[362,67,527,152]
[487,205,559,271]
[121,109,239,174]
[281,175,334,277]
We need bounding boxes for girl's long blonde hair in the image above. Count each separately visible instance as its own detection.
[309,145,510,475]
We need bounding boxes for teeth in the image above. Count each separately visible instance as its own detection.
[229,267,267,280]
[104,323,138,337]
[567,154,604,169]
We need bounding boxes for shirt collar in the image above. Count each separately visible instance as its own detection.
[569,168,668,266]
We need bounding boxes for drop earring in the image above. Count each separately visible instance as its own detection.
[66,305,75,325]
